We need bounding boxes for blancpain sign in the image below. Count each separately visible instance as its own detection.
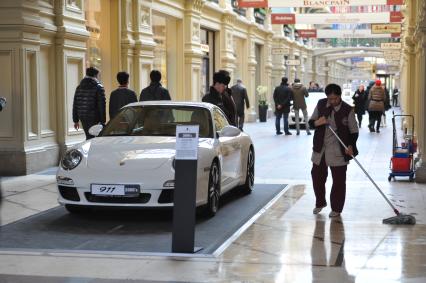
[272,12,394,25]
[267,0,402,7]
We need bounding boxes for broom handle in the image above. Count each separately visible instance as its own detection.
[327,125,400,215]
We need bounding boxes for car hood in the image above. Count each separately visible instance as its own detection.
[86,136,178,170]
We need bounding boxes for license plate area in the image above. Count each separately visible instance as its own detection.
[90,184,140,197]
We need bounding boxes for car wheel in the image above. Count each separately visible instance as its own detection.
[205,161,220,217]
[64,204,91,214]
[241,147,255,194]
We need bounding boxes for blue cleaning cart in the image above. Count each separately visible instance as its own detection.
[388,113,416,181]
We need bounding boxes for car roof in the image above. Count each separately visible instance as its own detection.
[125,101,216,111]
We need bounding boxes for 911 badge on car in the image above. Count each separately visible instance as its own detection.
[56,101,255,217]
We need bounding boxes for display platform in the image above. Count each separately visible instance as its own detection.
[0,184,286,255]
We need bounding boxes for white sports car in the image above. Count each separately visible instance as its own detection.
[56,101,255,217]
[289,92,326,128]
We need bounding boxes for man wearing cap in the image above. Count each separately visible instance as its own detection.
[367,79,386,133]
[308,83,359,218]
[202,71,237,126]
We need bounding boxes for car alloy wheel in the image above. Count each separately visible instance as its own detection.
[206,161,220,217]
[242,147,255,194]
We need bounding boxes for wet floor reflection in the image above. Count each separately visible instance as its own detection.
[311,216,355,282]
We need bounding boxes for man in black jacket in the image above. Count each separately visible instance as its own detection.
[231,79,250,130]
[109,71,137,120]
[202,71,237,126]
[140,70,171,101]
[273,77,293,135]
[72,67,106,140]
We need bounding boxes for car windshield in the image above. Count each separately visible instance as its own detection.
[306,92,326,112]
[101,105,213,138]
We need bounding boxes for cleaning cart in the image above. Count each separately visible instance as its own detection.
[388,113,416,181]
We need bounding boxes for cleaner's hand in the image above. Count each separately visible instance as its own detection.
[314,116,328,127]
[345,145,354,156]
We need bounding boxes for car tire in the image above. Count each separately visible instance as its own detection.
[241,147,255,194]
[64,204,91,214]
[204,161,220,217]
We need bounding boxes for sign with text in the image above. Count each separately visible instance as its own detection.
[371,23,401,34]
[272,13,295,24]
[272,12,394,25]
[297,29,317,38]
[355,61,371,68]
[175,125,199,160]
[268,0,403,7]
[381,42,402,49]
[316,29,393,38]
[200,44,209,53]
[271,48,290,55]
[390,11,403,23]
[237,0,268,8]
[285,59,301,66]
[383,51,401,57]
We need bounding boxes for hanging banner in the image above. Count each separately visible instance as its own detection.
[239,0,404,8]
[381,42,402,49]
[297,29,317,38]
[355,61,371,68]
[271,48,290,55]
[371,23,401,34]
[267,0,403,7]
[285,59,301,66]
[390,11,404,23]
[237,0,268,8]
[316,29,393,38]
[272,12,398,25]
[272,14,296,24]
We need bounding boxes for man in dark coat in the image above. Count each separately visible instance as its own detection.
[273,77,293,135]
[308,83,359,218]
[352,84,366,128]
[109,71,137,120]
[139,70,171,101]
[202,71,237,126]
[72,67,106,140]
[231,79,250,130]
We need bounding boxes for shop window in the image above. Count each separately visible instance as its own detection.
[201,28,215,96]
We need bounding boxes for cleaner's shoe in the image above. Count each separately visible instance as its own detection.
[329,211,341,218]
[313,205,326,214]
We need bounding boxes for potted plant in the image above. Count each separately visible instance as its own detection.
[257,85,268,122]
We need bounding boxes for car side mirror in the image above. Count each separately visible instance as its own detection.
[88,124,103,137]
[219,125,241,137]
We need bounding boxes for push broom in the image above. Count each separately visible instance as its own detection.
[328,125,416,225]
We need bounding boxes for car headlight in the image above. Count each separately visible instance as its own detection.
[61,149,83,170]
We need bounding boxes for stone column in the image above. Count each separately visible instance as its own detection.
[182,0,205,101]
[133,0,156,94]
[0,0,88,175]
[271,25,286,107]
[413,5,426,182]
[220,11,236,74]
[264,32,274,120]
[246,24,258,122]
[55,0,89,153]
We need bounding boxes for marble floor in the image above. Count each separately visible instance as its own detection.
[0,111,425,282]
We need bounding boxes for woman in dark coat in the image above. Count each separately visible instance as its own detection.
[352,84,367,127]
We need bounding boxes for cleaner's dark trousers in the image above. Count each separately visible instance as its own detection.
[311,155,347,213]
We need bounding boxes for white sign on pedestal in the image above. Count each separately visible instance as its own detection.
[176,125,199,160]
